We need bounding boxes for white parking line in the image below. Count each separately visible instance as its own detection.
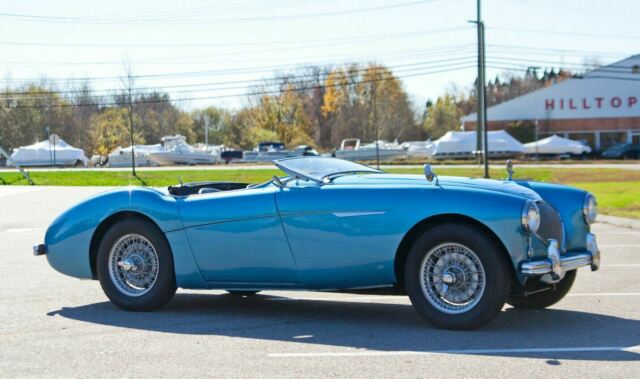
[568,293,640,297]
[266,296,408,302]
[265,292,640,303]
[596,233,640,236]
[268,345,640,358]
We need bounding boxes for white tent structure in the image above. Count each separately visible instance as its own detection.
[9,135,88,167]
[429,130,526,159]
[524,135,591,156]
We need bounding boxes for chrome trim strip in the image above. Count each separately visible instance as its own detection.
[333,211,386,218]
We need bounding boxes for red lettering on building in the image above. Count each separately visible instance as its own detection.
[569,98,577,109]
[560,99,564,110]
[595,97,604,108]
[545,99,554,110]
[611,97,622,108]
[630,96,638,108]
[582,98,591,109]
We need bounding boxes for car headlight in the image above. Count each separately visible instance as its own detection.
[583,193,598,224]
[521,200,541,235]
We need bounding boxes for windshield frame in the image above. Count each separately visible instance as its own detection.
[274,157,382,184]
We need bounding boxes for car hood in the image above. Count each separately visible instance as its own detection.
[333,173,541,200]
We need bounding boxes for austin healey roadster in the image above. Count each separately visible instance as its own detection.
[34,157,600,330]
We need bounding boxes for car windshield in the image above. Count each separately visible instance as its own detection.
[274,157,382,182]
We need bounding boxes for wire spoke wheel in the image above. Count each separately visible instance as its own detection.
[108,233,159,297]
[419,242,486,314]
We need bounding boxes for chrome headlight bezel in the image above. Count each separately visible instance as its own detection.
[521,199,541,235]
[583,193,598,225]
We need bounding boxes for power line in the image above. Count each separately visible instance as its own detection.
[0,0,436,25]
[0,44,476,83]
[1,64,477,108]
[1,57,478,98]
[489,26,640,41]
[0,26,471,49]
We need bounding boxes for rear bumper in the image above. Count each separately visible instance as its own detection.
[33,244,47,256]
[521,233,600,279]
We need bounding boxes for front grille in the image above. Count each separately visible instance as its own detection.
[536,201,565,250]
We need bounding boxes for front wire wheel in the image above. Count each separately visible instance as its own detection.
[405,223,512,330]
[420,243,486,315]
[108,234,160,297]
[97,219,176,311]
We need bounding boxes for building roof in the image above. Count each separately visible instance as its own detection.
[461,54,640,123]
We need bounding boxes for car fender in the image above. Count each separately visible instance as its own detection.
[44,187,188,280]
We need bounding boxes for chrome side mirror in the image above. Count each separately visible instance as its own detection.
[424,164,439,185]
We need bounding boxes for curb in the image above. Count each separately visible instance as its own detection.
[597,215,640,230]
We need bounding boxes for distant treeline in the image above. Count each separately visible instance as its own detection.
[0,64,575,156]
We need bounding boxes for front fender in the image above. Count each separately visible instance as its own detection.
[516,181,590,251]
[45,187,182,279]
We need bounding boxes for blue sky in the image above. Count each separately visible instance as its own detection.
[0,0,638,110]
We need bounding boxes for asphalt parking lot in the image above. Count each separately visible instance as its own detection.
[1,186,639,377]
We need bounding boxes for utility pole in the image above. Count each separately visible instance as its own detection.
[204,116,209,147]
[470,0,489,178]
[481,20,489,179]
[45,126,52,167]
[127,73,136,175]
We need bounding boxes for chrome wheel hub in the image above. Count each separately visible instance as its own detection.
[108,234,159,297]
[419,243,486,314]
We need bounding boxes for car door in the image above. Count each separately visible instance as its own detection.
[178,186,301,287]
[275,181,400,289]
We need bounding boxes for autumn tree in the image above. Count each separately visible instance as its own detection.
[423,94,461,139]
[88,107,144,157]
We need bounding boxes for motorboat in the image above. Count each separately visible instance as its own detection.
[148,143,217,166]
[107,144,162,167]
[524,135,591,157]
[429,130,526,160]
[334,139,407,162]
[242,142,318,162]
[402,140,435,158]
[8,135,88,167]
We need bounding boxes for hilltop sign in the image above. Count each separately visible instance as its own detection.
[544,96,638,111]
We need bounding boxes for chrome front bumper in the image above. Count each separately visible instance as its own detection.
[521,233,600,280]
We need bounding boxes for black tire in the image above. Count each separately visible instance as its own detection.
[96,218,176,311]
[226,290,260,296]
[404,223,512,330]
[507,270,576,310]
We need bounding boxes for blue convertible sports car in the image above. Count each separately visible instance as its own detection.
[34,157,600,330]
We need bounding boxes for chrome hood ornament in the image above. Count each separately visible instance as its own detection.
[506,160,514,181]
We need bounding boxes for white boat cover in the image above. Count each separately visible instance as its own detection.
[402,140,435,158]
[430,130,525,157]
[9,135,88,167]
[524,135,592,155]
[107,144,163,167]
